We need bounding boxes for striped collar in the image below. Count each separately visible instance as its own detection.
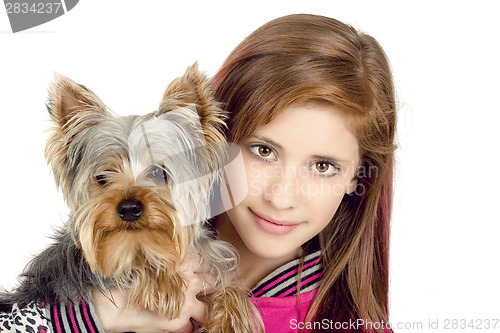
[47,301,104,333]
[251,250,323,298]
[44,252,323,332]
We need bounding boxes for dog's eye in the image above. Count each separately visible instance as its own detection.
[96,175,109,185]
[148,165,169,183]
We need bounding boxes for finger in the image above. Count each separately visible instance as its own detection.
[189,298,208,324]
[195,268,217,295]
[169,320,194,333]
[183,268,203,292]
[193,254,210,274]
[179,250,202,274]
[186,269,217,298]
[180,249,218,291]
[179,249,217,296]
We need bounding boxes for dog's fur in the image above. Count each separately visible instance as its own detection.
[0,64,262,332]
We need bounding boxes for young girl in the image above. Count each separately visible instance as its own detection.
[1,14,396,333]
[209,13,396,333]
[97,13,396,333]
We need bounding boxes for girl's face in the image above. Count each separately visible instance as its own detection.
[226,100,360,261]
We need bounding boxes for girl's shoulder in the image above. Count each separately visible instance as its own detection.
[0,301,50,332]
[0,301,104,333]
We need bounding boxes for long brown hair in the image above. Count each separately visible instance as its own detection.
[212,14,396,332]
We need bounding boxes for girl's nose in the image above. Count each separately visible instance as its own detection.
[263,165,301,210]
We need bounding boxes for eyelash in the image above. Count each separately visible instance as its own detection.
[249,144,277,162]
[312,161,341,178]
[248,144,341,178]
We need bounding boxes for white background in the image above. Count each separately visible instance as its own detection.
[1,1,499,332]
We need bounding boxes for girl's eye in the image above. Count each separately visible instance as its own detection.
[259,146,272,157]
[316,162,329,173]
[250,144,277,161]
[313,162,340,177]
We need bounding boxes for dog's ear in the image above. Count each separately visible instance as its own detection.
[160,62,226,145]
[45,74,107,193]
[47,74,106,133]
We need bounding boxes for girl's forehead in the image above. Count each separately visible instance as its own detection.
[264,99,360,134]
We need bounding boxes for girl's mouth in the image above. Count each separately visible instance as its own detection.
[250,209,301,235]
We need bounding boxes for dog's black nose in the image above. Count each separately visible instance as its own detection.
[117,199,143,222]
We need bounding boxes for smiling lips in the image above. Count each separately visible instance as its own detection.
[251,209,302,235]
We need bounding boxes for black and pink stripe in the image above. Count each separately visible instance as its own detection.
[48,301,103,333]
[251,250,323,298]
[44,251,323,331]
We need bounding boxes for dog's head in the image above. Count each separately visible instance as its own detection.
[45,64,226,278]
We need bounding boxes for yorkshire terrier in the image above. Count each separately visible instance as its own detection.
[0,64,262,332]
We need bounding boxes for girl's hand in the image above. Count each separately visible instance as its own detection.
[92,251,211,333]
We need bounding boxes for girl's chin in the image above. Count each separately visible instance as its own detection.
[247,239,303,261]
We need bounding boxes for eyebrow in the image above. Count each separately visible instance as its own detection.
[311,154,349,165]
[249,134,350,166]
[250,135,283,150]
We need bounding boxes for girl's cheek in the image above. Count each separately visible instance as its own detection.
[246,160,265,196]
[248,160,262,179]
